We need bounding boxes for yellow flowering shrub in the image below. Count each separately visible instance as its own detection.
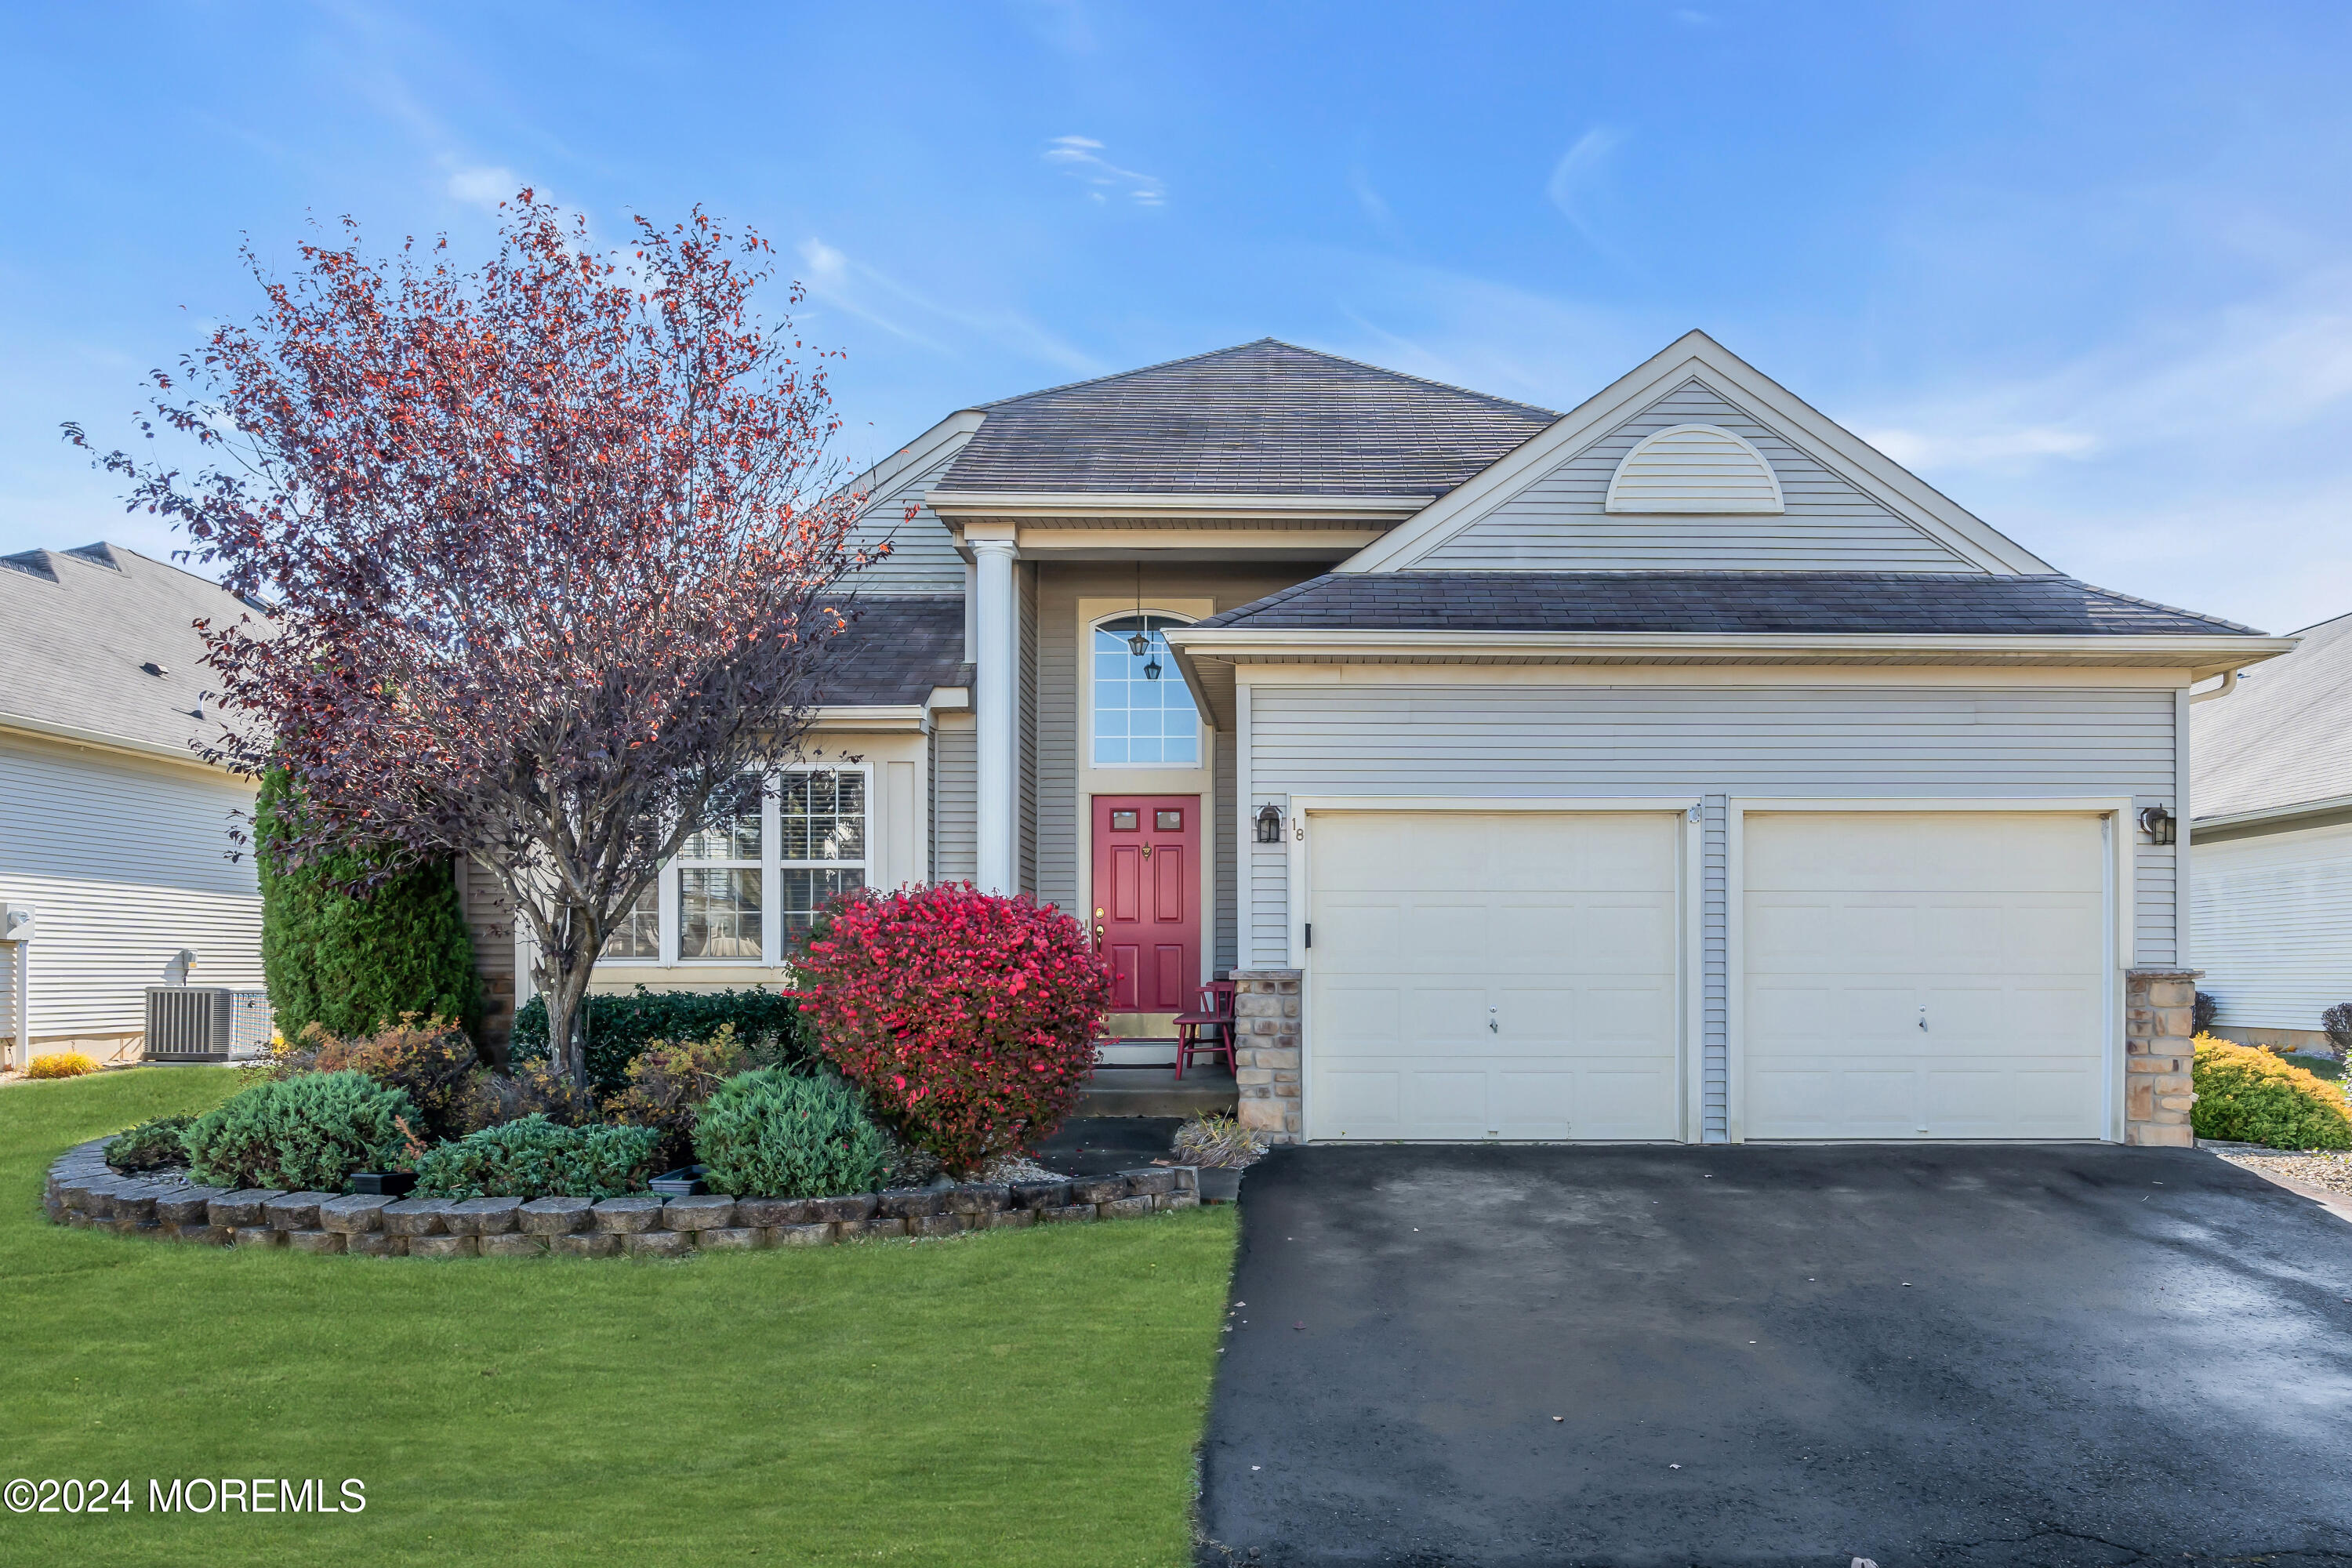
[2191,1035,2352,1150]
[25,1052,100,1080]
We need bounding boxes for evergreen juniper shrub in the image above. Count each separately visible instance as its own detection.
[692,1068,899,1198]
[2191,1036,2352,1150]
[183,1070,418,1192]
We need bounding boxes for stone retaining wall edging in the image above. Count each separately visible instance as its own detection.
[42,1142,1203,1258]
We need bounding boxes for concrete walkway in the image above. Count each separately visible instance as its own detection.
[1197,1143,2352,1566]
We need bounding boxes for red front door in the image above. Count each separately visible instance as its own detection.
[1092,796,1201,1014]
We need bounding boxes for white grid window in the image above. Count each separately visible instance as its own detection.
[1092,615,1200,767]
[600,767,868,964]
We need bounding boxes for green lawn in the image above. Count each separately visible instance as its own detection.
[0,1069,1236,1566]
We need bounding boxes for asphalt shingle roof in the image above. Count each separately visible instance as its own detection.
[1189,572,2268,637]
[815,595,967,705]
[940,339,1559,497]
[2192,607,2352,820]
[0,543,264,758]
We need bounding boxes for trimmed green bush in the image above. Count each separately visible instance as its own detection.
[105,1114,195,1173]
[510,985,811,1094]
[693,1068,898,1198]
[184,1070,417,1192]
[412,1116,663,1200]
[2192,1036,2352,1150]
[257,768,482,1044]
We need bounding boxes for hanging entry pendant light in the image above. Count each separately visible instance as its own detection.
[1127,562,1151,657]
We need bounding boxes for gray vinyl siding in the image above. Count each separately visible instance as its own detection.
[1245,681,2183,1142]
[844,441,971,595]
[1416,379,1982,572]
[931,714,978,883]
[1018,563,1039,898]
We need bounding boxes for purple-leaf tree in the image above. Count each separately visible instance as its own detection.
[69,193,886,1084]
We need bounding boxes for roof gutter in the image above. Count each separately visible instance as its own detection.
[926,490,1430,522]
[2190,789,2352,835]
[1165,625,2296,670]
[0,713,234,776]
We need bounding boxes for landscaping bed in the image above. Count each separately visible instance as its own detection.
[6,1068,1235,1568]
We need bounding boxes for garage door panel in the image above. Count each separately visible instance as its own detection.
[1309,811,1682,1142]
[1315,898,1404,971]
[1322,1069,1403,1133]
[1404,985,1489,1041]
[1323,985,1405,1048]
[1576,986,1676,1051]
[1495,1073,1576,1139]
[1743,813,2107,1141]
[1569,899,1677,969]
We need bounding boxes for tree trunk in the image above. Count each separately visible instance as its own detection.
[535,942,597,1091]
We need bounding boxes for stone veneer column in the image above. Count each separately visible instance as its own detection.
[1229,968,1301,1143]
[2125,967,2201,1146]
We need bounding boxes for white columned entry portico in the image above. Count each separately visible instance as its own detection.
[970,529,1019,894]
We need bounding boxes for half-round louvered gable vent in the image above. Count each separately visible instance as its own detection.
[1603,423,1785,514]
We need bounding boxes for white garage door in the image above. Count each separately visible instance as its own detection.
[1308,811,1681,1142]
[1742,812,2109,1140]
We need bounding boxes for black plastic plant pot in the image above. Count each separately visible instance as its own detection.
[1196,1167,1243,1205]
[350,1171,416,1197]
[649,1166,707,1197]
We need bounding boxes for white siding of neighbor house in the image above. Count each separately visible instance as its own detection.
[844,441,972,595]
[2192,821,2352,1034]
[1242,680,2183,1142]
[0,731,263,1044]
[932,713,978,883]
[1414,379,1984,572]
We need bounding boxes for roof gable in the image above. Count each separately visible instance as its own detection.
[1345,332,2055,575]
[0,543,263,764]
[936,339,1556,499]
[2192,608,2352,821]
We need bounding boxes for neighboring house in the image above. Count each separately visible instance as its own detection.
[0,543,269,1068]
[2190,608,2352,1051]
[509,331,2290,1146]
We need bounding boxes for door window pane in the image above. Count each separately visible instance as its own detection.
[1092,616,1199,767]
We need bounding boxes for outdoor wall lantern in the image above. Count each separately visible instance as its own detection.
[1255,804,1283,844]
[2138,805,2176,845]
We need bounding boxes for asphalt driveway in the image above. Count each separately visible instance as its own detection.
[1196,1144,2352,1567]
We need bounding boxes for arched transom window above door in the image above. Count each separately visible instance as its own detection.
[1092,614,1200,767]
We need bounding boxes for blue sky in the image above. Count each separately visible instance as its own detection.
[5,2,2350,633]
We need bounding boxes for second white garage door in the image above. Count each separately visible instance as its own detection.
[1741,811,2110,1140]
[1307,811,1681,1142]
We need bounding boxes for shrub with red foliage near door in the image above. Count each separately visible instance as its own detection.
[793,884,1112,1174]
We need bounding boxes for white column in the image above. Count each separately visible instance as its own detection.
[972,535,1019,894]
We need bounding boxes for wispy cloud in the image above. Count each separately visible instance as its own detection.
[795,237,1103,376]
[1043,135,1166,206]
[445,164,519,211]
[1347,164,1396,237]
[1545,126,1631,263]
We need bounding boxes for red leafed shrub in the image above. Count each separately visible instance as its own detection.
[793,884,1112,1174]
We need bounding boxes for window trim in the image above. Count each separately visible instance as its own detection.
[1085,610,1206,772]
[600,763,873,967]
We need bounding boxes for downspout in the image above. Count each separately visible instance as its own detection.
[2187,668,2239,705]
